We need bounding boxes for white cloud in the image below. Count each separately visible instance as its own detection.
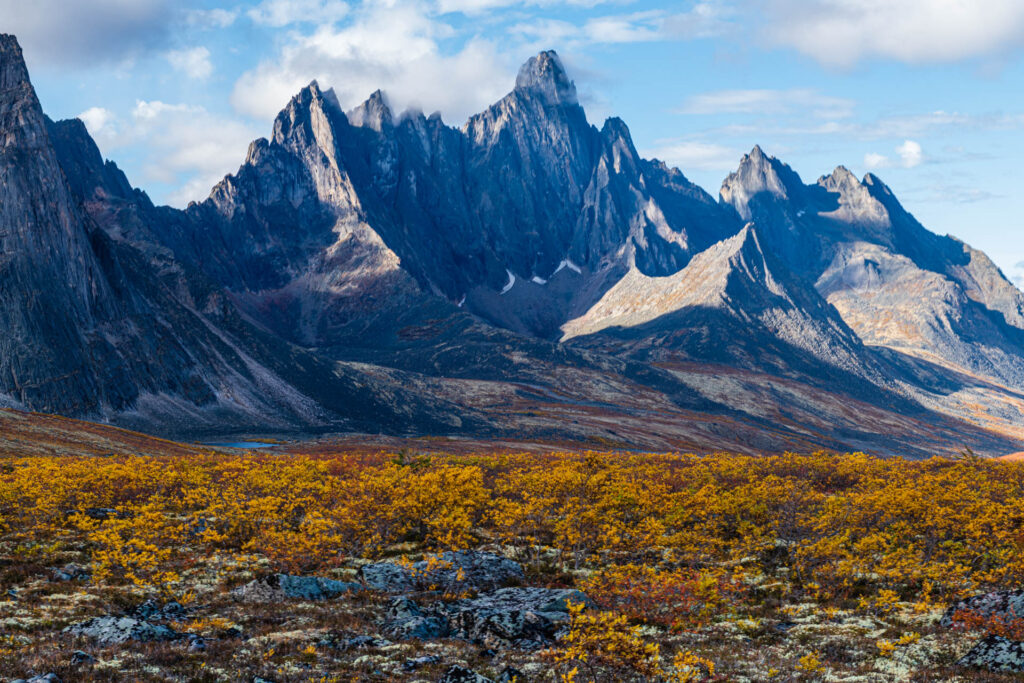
[757,0,1024,67]
[0,0,174,65]
[509,5,730,50]
[863,152,889,169]
[78,107,116,138]
[862,140,924,170]
[248,0,350,27]
[166,46,213,80]
[231,1,511,122]
[679,88,855,119]
[897,139,923,168]
[77,99,260,208]
[642,140,743,172]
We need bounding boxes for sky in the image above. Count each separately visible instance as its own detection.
[5,0,1024,285]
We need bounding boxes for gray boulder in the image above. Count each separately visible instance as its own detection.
[233,573,361,602]
[63,616,179,646]
[445,587,589,650]
[384,597,451,640]
[438,665,494,682]
[360,551,524,593]
[957,635,1024,672]
[942,588,1024,628]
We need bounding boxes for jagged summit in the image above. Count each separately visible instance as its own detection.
[720,145,806,221]
[0,34,30,92]
[348,89,393,131]
[514,50,577,106]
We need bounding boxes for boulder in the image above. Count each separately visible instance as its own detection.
[957,635,1024,672]
[51,563,90,582]
[318,633,392,651]
[69,650,95,666]
[63,616,179,646]
[384,597,451,640]
[438,665,494,682]
[132,599,185,621]
[445,587,589,650]
[233,573,361,602]
[361,551,524,593]
[404,654,442,670]
[942,588,1024,628]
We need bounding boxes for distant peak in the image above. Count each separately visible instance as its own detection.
[348,88,393,131]
[514,50,577,106]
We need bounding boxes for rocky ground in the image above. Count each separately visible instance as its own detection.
[3,549,1023,682]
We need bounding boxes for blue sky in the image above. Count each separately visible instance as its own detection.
[7,0,1024,285]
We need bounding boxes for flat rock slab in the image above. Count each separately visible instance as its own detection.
[63,616,179,646]
[233,573,361,602]
[957,635,1024,672]
[360,551,524,593]
[942,588,1024,628]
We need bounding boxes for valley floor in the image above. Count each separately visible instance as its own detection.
[1,422,1024,681]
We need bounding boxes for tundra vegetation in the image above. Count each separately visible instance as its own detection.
[1,448,1023,681]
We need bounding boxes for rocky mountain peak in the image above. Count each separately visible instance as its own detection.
[514,50,577,106]
[348,89,393,131]
[0,34,30,93]
[720,146,804,221]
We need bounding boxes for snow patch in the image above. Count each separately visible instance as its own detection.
[796,209,806,217]
[531,276,547,285]
[457,295,466,308]
[500,269,516,295]
[554,259,582,275]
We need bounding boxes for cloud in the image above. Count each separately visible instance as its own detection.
[897,139,923,168]
[231,1,512,122]
[248,0,351,27]
[77,99,260,208]
[0,0,175,66]
[509,4,731,50]
[756,0,1024,67]
[642,140,743,172]
[863,152,889,169]
[166,47,213,80]
[679,88,855,119]
[862,140,924,170]
[78,107,116,138]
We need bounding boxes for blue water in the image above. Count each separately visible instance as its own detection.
[202,441,278,449]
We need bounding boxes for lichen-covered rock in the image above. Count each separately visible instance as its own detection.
[445,587,590,650]
[318,633,392,651]
[384,597,450,640]
[233,573,361,602]
[957,635,1024,672]
[941,588,1024,628]
[63,616,179,646]
[438,665,494,682]
[360,551,524,593]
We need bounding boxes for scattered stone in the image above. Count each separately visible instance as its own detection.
[319,633,392,651]
[496,667,525,682]
[12,674,61,683]
[233,573,362,602]
[187,634,207,652]
[63,616,180,646]
[253,678,277,683]
[942,589,1024,628]
[132,599,186,621]
[438,665,494,682]
[957,635,1024,672]
[82,507,119,520]
[361,551,524,593]
[50,563,90,582]
[404,654,442,670]
[385,597,451,640]
[69,650,95,666]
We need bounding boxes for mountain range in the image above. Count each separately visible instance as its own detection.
[3,33,1024,457]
